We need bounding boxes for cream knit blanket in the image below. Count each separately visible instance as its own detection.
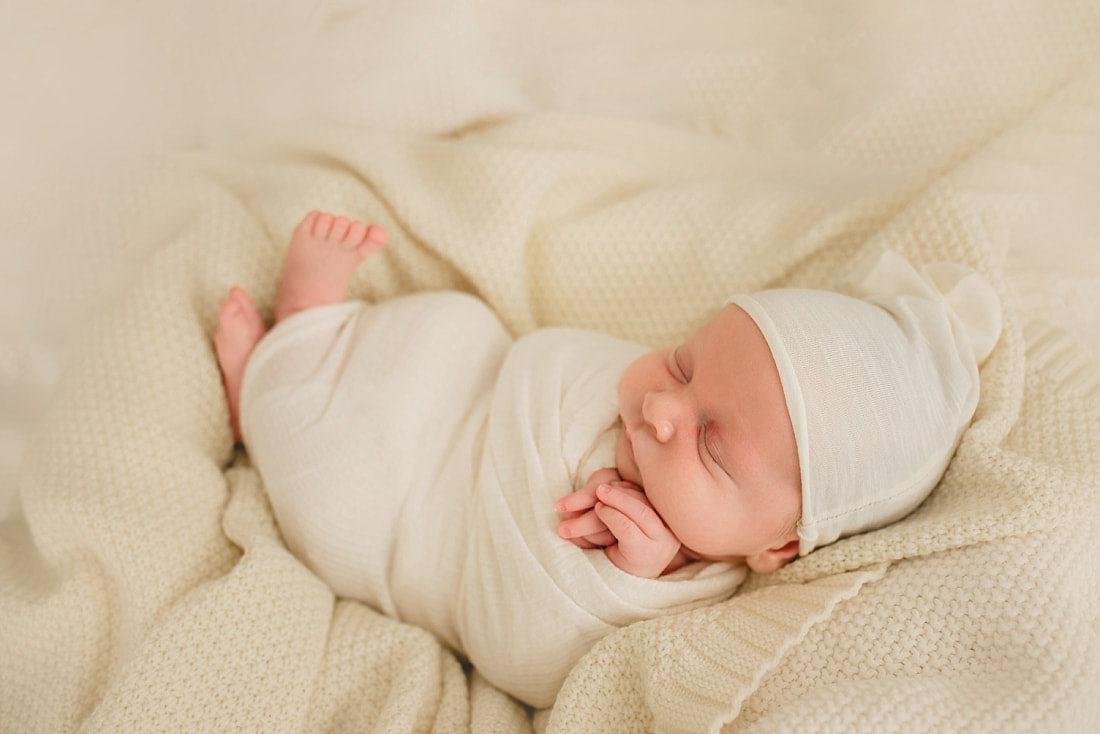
[3,2,1099,732]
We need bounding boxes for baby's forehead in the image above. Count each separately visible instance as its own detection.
[691,303,780,363]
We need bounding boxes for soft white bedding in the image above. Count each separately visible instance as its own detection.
[2,2,1099,732]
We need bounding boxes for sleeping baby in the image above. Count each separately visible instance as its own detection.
[214,210,1001,707]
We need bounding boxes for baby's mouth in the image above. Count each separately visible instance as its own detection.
[618,420,640,482]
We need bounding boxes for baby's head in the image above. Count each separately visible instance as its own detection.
[616,248,1002,573]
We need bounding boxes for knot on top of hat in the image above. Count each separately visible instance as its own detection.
[850,247,1003,366]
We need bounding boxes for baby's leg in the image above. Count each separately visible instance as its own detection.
[274,210,388,324]
[214,286,267,442]
[215,211,387,441]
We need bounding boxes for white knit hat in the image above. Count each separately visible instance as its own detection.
[727,248,1002,555]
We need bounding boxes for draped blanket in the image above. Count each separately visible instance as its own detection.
[2,2,1099,732]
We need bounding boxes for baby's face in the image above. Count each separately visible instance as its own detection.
[615,304,802,573]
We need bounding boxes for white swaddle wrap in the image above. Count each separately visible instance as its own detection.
[240,291,745,706]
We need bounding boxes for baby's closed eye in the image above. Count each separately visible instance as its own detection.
[671,347,692,382]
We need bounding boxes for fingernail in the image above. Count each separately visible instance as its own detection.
[597,484,611,496]
[559,526,571,538]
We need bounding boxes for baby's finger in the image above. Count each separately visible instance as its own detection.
[583,467,622,493]
[595,484,668,539]
[597,503,681,578]
[593,501,648,546]
[555,487,598,514]
[578,529,615,547]
[557,509,609,541]
[565,536,601,550]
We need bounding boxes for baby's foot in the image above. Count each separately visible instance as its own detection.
[273,211,388,323]
[215,286,267,442]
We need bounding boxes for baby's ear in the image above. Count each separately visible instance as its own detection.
[745,539,800,574]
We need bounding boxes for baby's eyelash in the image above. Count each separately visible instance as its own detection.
[699,421,714,462]
[673,348,690,381]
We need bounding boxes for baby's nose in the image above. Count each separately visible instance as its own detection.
[642,392,680,443]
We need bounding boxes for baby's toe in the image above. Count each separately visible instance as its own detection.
[218,292,243,322]
[365,224,388,246]
[330,216,350,242]
[350,225,389,258]
[345,221,368,245]
[294,210,321,238]
[313,213,334,238]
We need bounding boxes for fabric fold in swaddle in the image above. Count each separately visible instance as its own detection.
[240,291,745,707]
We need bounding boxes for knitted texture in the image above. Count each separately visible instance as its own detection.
[2,2,1099,732]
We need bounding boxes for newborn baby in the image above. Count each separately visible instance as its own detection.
[554,296,802,578]
[215,211,1001,707]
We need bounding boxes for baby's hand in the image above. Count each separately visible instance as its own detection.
[556,468,622,549]
[556,468,685,578]
[591,483,685,578]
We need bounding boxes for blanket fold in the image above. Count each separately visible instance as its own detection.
[551,565,889,734]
